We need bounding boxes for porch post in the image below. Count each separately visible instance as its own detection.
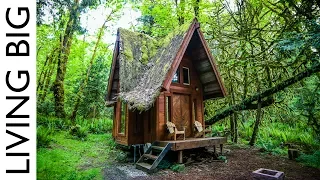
[178,150,183,163]
[220,144,223,154]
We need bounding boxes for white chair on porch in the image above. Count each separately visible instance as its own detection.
[166,122,185,141]
[194,121,212,138]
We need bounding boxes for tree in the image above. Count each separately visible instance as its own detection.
[70,4,123,121]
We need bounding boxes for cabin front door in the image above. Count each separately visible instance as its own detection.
[172,93,192,137]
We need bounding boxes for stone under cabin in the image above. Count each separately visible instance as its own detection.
[106,18,228,172]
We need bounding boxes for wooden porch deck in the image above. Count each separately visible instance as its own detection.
[159,136,227,151]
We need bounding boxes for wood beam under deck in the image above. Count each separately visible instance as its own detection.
[158,137,227,151]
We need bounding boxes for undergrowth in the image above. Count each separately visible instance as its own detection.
[37,131,118,180]
[37,115,113,139]
[37,115,117,179]
[211,119,320,167]
[296,151,320,168]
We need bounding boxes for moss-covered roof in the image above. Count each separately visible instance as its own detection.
[112,20,193,111]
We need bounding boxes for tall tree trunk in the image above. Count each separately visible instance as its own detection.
[53,0,80,118]
[41,55,58,102]
[175,0,185,25]
[37,48,58,103]
[249,96,262,146]
[229,72,238,143]
[70,11,114,121]
[193,0,200,17]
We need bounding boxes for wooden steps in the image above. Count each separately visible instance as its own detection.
[143,154,158,160]
[135,142,172,173]
[136,162,152,170]
[152,146,164,151]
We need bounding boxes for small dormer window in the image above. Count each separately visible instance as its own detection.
[172,68,180,83]
[183,67,190,85]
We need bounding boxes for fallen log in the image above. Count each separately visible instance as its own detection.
[206,61,320,125]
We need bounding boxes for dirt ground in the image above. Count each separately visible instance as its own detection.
[104,145,320,180]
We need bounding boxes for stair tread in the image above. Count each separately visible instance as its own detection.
[152,146,164,150]
[144,154,158,160]
[136,162,152,170]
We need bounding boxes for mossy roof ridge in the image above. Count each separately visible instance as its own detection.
[117,20,193,111]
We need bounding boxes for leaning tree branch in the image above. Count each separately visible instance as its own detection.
[206,61,320,125]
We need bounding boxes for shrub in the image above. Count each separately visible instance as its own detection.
[296,150,320,168]
[170,164,185,172]
[69,124,88,140]
[37,115,70,131]
[158,160,172,169]
[79,118,113,134]
[37,126,54,148]
[37,100,55,116]
[115,151,127,162]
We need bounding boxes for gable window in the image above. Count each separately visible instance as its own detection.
[172,68,180,83]
[119,101,126,134]
[183,67,190,85]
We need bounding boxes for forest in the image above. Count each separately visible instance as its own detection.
[36,0,320,179]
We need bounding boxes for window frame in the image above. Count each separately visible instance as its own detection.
[118,101,126,135]
[182,67,190,85]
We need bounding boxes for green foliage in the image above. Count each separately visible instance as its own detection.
[296,151,320,168]
[77,57,111,119]
[290,75,320,137]
[115,151,127,163]
[76,118,113,134]
[37,131,116,180]
[37,115,71,131]
[158,160,172,169]
[37,126,54,148]
[170,164,185,172]
[37,115,113,136]
[69,124,89,140]
[213,118,320,156]
[218,156,227,163]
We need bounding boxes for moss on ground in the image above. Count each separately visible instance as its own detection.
[37,131,117,180]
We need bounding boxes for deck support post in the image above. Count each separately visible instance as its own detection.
[213,145,216,154]
[178,150,183,163]
[220,144,223,154]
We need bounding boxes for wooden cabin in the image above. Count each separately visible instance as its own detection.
[106,19,227,169]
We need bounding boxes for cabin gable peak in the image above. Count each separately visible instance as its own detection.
[106,18,226,111]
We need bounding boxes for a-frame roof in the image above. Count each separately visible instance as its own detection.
[106,18,226,111]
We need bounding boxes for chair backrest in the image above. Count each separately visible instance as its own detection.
[166,121,176,134]
[194,121,203,132]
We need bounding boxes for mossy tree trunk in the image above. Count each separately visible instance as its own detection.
[53,0,80,118]
[193,0,200,18]
[249,96,262,146]
[70,11,115,122]
[175,0,185,25]
[229,68,238,143]
[37,48,58,103]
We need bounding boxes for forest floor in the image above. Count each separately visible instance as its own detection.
[37,131,320,180]
[104,145,320,180]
